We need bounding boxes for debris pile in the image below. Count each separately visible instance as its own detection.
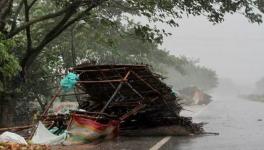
[178,86,212,105]
[73,64,203,133]
[0,64,204,145]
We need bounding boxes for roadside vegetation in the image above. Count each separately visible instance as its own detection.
[244,77,264,102]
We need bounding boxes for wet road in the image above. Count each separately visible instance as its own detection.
[161,94,264,150]
[54,94,264,149]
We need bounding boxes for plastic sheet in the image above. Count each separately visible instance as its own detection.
[0,131,28,145]
[31,122,67,145]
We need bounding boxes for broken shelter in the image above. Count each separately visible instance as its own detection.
[0,64,204,145]
[72,64,203,134]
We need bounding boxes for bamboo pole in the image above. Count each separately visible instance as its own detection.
[41,88,61,119]
[119,97,159,121]
[99,71,130,113]
[29,87,61,140]
[99,82,123,113]
[98,68,123,97]
[57,92,86,97]
[0,125,34,132]
[66,114,74,131]
[71,110,117,118]
[75,67,127,72]
[77,79,127,84]
[131,71,161,95]
[125,82,144,99]
[73,64,146,70]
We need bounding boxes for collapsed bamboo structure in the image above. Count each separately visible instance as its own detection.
[0,64,203,139]
[73,64,203,133]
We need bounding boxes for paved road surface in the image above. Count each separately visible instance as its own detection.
[54,93,264,150]
[161,94,264,150]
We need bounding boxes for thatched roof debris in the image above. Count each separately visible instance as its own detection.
[73,64,203,133]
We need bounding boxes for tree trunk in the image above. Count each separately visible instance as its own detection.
[0,0,13,33]
[0,93,17,127]
[0,77,34,128]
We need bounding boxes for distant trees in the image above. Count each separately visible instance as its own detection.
[244,77,264,102]
[255,77,264,94]
[0,0,263,77]
[164,58,218,91]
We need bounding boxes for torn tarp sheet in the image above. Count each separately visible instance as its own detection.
[66,115,119,144]
[31,122,67,145]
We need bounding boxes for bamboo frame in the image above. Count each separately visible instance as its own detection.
[77,79,127,84]
[119,97,159,121]
[24,64,196,138]
[0,125,34,132]
[98,71,131,113]
[131,70,161,96]
[29,87,61,140]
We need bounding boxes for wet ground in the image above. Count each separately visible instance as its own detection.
[53,93,264,150]
[161,94,264,150]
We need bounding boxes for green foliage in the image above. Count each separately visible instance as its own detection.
[0,0,262,76]
[0,34,21,91]
[255,0,264,13]
[41,18,217,92]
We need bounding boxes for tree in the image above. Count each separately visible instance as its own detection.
[1,0,263,74]
[164,57,218,91]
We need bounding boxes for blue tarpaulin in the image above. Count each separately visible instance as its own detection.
[60,72,79,92]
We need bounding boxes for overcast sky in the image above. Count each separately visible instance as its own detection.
[159,14,264,87]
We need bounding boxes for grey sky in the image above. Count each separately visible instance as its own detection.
[160,14,264,87]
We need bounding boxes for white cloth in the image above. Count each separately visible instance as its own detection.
[0,131,28,145]
[31,121,67,145]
